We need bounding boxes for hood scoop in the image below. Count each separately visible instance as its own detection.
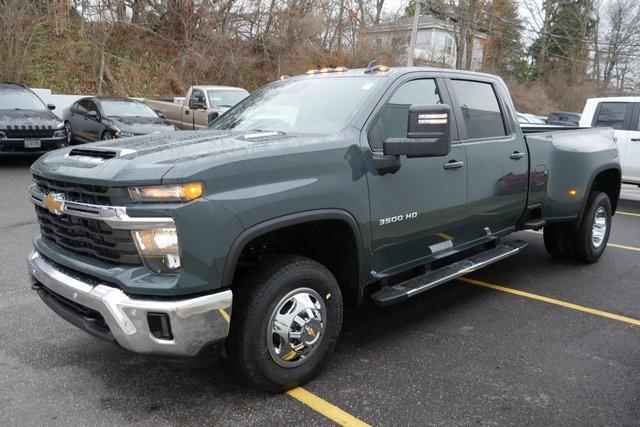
[68,147,137,161]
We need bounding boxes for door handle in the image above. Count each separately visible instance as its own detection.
[631,138,640,142]
[185,110,190,115]
[510,151,526,160]
[443,160,464,170]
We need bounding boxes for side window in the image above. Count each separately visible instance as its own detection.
[189,89,206,108]
[73,101,88,114]
[80,100,98,114]
[370,79,441,150]
[594,102,629,130]
[450,80,506,139]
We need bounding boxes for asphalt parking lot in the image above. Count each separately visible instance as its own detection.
[1,158,638,425]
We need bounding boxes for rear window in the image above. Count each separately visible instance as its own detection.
[594,102,628,130]
[450,80,506,139]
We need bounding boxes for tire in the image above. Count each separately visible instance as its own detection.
[227,255,343,393]
[543,223,572,258]
[568,191,612,263]
[101,131,115,140]
[64,122,73,145]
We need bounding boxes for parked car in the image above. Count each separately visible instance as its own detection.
[547,111,581,127]
[516,112,547,125]
[28,65,620,392]
[580,97,640,186]
[144,85,249,130]
[0,83,68,156]
[63,97,176,143]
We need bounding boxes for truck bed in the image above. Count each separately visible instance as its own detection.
[523,127,618,220]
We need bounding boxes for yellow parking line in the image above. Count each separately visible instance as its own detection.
[524,230,640,252]
[617,211,640,218]
[219,309,230,323]
[458,277,640,326]
[608,243,640,253]
[287,387,371,427]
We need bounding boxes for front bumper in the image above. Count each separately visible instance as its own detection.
[0,137,66,155]
[28,251,232,357]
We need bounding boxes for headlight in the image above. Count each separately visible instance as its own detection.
[52,129,66,138]
[132,227,180,274]
[116,130,135,138]
[129,182,204,202]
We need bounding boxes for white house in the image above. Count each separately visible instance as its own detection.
[366,15,486,71]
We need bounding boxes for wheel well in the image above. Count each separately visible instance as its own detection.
[230,219,361,306]
[591,168,621,213]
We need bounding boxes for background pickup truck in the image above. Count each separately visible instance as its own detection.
[144,85,249,130]
[580,96,640,186]
[28,65,620,393]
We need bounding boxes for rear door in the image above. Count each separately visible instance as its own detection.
[625,104,640,182]
[83,100,102,141]
[365,74,471,274]
[446,77,528,240]
[68,101,88,142]
[184,88,208,130]
[591,102,635,182]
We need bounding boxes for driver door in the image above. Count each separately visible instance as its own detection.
[365,76,470,275]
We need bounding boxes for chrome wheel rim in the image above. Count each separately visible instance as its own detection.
[592,206,608,248]
[267,288,326,368]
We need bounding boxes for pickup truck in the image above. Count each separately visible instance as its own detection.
[580,97,640,185]
[28,65,620,393]
[144,85,249,130]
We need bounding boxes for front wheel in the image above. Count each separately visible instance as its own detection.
[228,256,343,393]
[64,122,73,145]
[101,131,115,140]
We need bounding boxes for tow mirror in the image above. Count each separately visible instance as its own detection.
[383,104,452,158]
[154,110,165,118]
[207,111,219,124]
[47,104,56,111]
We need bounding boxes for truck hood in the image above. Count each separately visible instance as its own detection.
[0,109,63,130]
[31,130,320,186]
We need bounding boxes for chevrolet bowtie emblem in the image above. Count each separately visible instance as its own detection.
[43,193,64,215]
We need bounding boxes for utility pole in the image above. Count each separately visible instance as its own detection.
[407,0,421,66]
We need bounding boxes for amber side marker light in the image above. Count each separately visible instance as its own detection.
[569,188,578,197]
[181,182,204,201]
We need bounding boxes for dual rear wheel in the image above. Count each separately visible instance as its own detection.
[543,191,612,263]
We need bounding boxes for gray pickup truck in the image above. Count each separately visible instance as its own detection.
[28,65,620,392]
[144,85,249,130]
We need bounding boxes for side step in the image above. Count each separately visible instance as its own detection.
[371,240,529,306]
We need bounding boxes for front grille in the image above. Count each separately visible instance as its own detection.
[4,126,55,138]
[33,174,113,205]
[35,205,142,266]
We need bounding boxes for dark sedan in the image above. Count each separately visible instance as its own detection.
[63,97,176,143]
[0,83,68,156]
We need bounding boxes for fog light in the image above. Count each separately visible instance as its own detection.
[132,227,181,274]
[147,313,173,340]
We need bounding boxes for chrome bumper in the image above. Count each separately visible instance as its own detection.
[28,251,232,357]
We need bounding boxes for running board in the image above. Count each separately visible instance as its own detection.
[371,240,529,306]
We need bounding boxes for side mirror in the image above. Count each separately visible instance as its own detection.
[154,110,165,118]
[47,104,56,111]
[87,110,99,120]
[383,104,452,158]
[207,111,219,124]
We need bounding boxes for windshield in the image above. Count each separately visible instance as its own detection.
[207,90,249,108]
[209,77,381,135]
[0,88,48,111]
[101,99,158,118]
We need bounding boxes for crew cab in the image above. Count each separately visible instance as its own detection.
[28,65,620,393]
[0,83,68,156]
[580,97,640,185]
[144,85,249,130]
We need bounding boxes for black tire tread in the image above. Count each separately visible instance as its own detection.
[227,255,342,393]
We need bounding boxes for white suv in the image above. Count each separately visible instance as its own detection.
[580,97,640,185]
